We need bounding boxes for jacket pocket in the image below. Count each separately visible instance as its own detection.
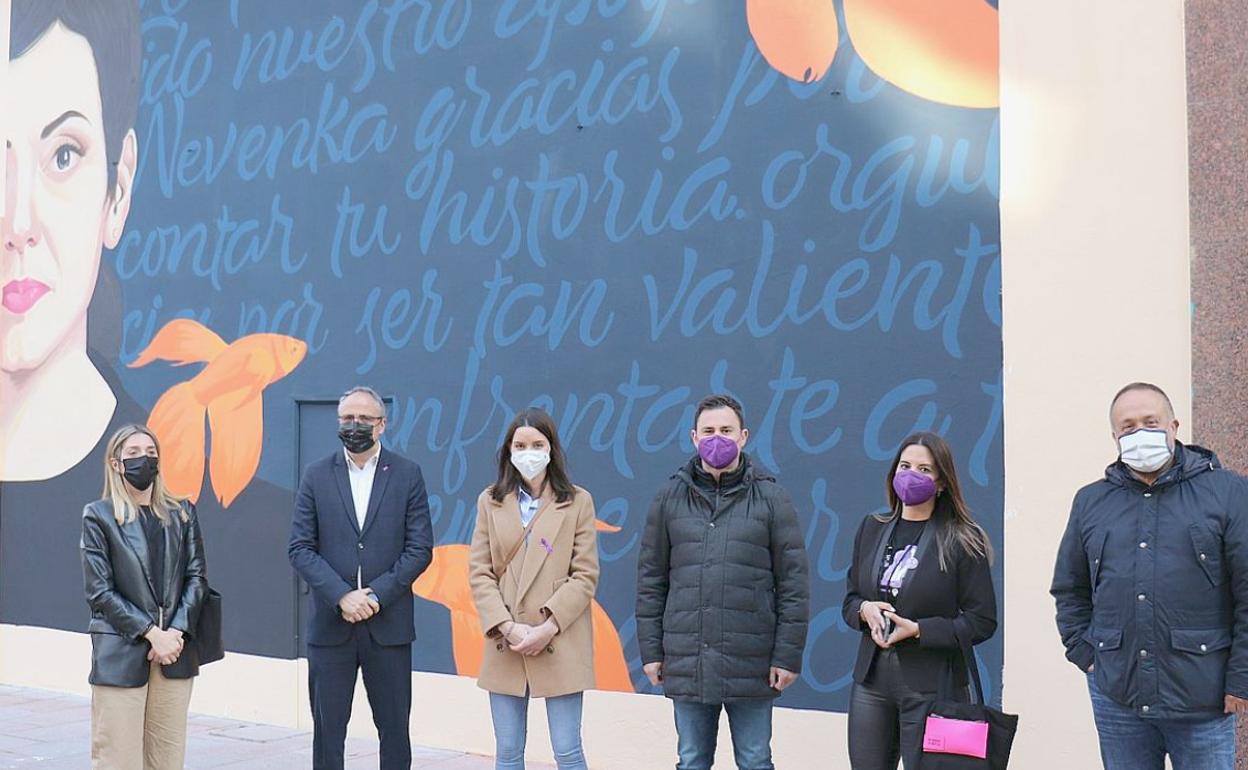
[1169,628,1232,711]
[1171,628,1231,655]
[1189,524,1225,586]
[552,577,570,593]
[1086,628,1123,653]
[1086,628,1126,700]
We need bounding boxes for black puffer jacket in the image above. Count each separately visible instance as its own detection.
[1052,442,1248,718]
[636,454,810,703]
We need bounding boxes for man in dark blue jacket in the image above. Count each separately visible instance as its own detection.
[289,386,433,770]
[1052,382,1248,770]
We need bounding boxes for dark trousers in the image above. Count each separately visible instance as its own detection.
[307,624,412,770]
[847,648,966,770]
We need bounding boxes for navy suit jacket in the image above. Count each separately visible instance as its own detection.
[288,447,433,646]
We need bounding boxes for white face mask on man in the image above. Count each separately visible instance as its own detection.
[511,449,551,481]
[1118,428,1172,473]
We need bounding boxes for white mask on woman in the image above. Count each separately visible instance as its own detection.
[511,449,551,481]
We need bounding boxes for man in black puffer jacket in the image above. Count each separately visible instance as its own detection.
[1052,382,1248,770]
[636,394,809,770]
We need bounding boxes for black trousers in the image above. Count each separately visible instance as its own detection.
[307,624,412,770]
[847,648,967,770]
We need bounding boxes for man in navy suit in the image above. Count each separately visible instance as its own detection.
[289,386,434,770]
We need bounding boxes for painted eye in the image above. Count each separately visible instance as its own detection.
[52,144,82,172]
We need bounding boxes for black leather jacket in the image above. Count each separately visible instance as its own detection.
[81,499,207,686]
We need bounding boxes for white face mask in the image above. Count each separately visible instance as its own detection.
[1118,428,1173,473]
[510,449,551,481]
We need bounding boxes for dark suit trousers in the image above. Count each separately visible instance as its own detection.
[308,623,412,770]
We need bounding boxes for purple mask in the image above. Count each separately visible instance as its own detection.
[892,469,937,506]
[698,435,740,470]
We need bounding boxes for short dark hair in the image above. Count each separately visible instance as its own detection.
[694,394,745,429]
[1109,382,1174,421]
[10,0,141,193]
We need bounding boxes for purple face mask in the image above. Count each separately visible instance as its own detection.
[892,469,938,506]
[698,435,740,469]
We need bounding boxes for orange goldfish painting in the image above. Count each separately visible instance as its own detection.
[746,0,999,108]
[413,544,634,692]
[129,319,307,507]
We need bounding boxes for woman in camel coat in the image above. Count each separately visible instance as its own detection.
[470,407,599,770]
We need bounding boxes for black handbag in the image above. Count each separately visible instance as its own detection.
[917,627,1018,769]
[193,587,224,665]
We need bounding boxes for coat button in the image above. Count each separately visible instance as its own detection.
[1139,542,1147,549]
[358,543,364,550]
[1139,649,1148,658]
[1141,705,1150,713]
[1137,594,1146,601]
[1200,553,1207,561]
[709,522,716,528]
[1143,492,1152,498]
[1201,644,1208,652]
[1098,642,1105,648]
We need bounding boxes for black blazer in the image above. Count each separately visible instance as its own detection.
[288,448,433,646]
[841,512,997,693]
[81,499,208,687]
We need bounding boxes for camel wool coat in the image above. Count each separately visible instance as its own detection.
[469,485,599,698]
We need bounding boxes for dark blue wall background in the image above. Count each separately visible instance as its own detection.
[109,0,1001,712]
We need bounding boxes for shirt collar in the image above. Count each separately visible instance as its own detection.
[345,447,380,471]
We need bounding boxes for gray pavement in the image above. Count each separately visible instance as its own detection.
[0,684,548,769]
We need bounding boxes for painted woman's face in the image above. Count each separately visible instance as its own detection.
[1,23,134,373]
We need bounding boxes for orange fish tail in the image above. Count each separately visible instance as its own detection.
[147,381,207,503]
[449,610,485,677]
[206,394,263,508]
[591,600,634,693]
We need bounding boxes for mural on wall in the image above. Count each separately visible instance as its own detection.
[0,0,1002,713]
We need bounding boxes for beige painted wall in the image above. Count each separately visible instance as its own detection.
[0,0,1195,766]
[999,0,1192,767]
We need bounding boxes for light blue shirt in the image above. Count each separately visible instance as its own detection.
[518,487,541,528]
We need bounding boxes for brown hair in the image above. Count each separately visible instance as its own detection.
[877,431,992,571]
[489,408,576,504]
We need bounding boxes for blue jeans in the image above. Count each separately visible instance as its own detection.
[672,699,774,770]
[488,690,587,770]
[1087,673,1236,770]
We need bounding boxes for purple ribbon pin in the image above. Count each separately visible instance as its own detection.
[539,537,553,554]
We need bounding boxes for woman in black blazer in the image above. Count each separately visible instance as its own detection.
[842,431,997,769]
[81,424,208,769]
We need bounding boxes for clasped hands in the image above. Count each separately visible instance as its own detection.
[499,618,559,656]
[339,588,381,623]
[145,626,184,665]
[859,600,920,648]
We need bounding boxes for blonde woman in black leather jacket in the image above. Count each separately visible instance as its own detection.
[81,424,207,769]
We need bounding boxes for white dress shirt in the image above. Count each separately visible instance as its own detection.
[345,448,379,590]
[346,448,379,530]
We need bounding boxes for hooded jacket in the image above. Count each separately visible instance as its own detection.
[1052,442,1248,718]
